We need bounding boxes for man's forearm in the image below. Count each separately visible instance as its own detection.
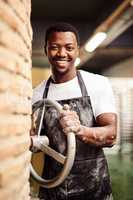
[77,125,116,147]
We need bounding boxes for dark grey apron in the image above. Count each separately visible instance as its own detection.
[39,71,112,200]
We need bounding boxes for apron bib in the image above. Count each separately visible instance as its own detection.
[39,71,112,200]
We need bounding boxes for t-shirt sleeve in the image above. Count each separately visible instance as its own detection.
[90,76,117,119]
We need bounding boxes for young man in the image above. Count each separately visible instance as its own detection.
[32,22,117,200]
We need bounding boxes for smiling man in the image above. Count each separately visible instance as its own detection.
[44,26,79,83]
[32,22,117,200]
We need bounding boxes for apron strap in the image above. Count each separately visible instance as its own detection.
[43,70,88,98]
[77,70,88,97]
[43,76,52,98]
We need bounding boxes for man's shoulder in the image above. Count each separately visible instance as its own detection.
[79,70,108,86]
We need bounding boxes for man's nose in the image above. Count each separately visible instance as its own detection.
[57,47,67,57]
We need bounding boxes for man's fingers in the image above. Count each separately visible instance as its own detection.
[60,117,80,125]
[60,110,80,120]
[63,126,80,134]
[59,104,81,135]
[63,104,70,111]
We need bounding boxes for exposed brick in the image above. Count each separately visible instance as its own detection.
[0,46,32,80]
[0,0,32,199]
[0,92,31,114]
[0,133,31,161]
[0,114,31,137]
[6,0,27,23]
[0,24,30,59]
[0,166,30,200]
[0,1,32,48]
[0,69,32,97]
[19,182,30,200]
[27,19,33,41]
[0,151,31,187]
[22,0,31,18]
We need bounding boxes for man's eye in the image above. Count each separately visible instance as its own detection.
[50,46,58,50]
[67,46,74,51]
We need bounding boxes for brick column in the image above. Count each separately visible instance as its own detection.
[0,0,32,199]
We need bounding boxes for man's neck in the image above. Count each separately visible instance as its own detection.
[52,70,77,84]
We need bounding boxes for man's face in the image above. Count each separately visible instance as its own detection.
[46,31,79,75]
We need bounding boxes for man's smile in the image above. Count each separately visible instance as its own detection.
[53,57,70,62]
[52,58,72,66]
[54,60,69,67]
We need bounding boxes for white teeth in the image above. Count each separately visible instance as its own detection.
[56,60,67,62]
[57,60,67,61]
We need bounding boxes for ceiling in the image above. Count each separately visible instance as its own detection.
[31,0,133,74]
[31,0,123,22]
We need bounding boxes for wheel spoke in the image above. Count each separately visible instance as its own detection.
[40,142,66,164]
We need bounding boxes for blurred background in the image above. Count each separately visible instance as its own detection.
[31,1,133,199]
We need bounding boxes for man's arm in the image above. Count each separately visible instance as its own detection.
[77,113,117,147]
[60,109,117,148]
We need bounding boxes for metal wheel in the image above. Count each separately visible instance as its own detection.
[30,99,76,188]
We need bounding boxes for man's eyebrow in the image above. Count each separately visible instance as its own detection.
[66,43,74,45]
[48,42,75,45]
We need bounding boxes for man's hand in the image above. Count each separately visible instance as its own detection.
[30,108,40,136]
[59,104,81,135]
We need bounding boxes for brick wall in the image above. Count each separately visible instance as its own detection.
[0,0,32,199]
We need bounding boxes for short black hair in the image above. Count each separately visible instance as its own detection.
[44,22,80,54]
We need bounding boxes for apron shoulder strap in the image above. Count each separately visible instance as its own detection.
[77,70,88,97]
[43,76,52,98]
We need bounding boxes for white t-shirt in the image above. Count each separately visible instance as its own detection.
[32,70,116,119]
